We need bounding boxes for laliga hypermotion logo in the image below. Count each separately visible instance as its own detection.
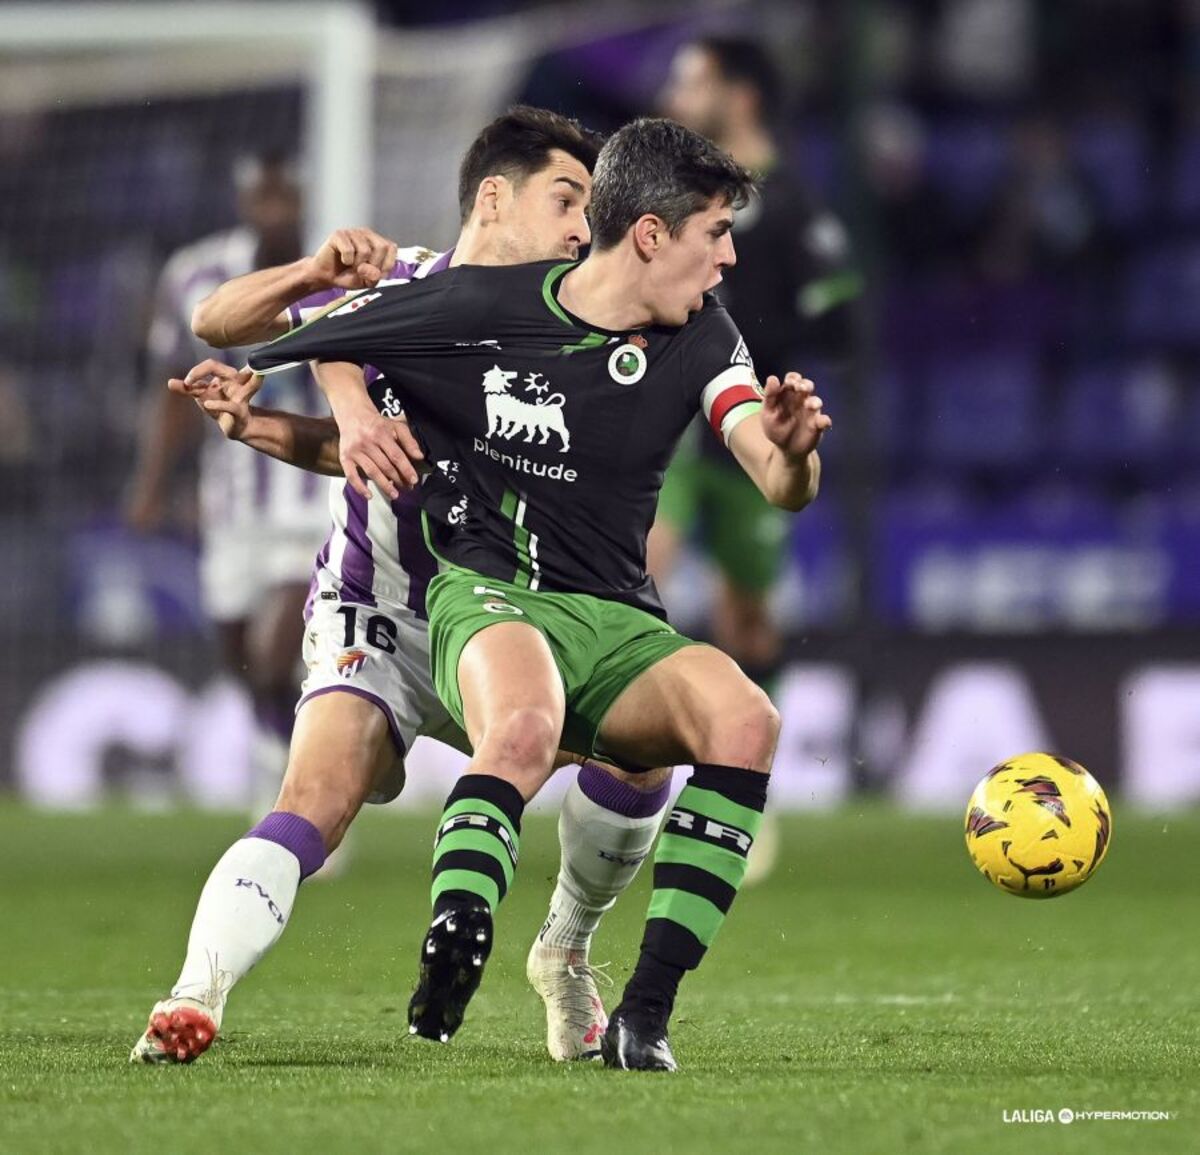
[482,365,570,451]
[336,648,369,678]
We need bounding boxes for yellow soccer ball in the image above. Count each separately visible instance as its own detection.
[964,752,1112,898]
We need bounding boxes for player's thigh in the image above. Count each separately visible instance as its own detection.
[300,588,441,804]
[597,643,779,771]
[457,622,565,754]
[280,690,395,828]
[426,571,566,754]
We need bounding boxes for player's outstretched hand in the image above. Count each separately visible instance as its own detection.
[309,228,399,291]
[760,371,831,459]
[337,408,425,500]
[168,358,261,441]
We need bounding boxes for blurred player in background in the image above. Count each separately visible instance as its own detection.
[653,36,861,880]
[132,109,674,1068]
[126,152,329,805]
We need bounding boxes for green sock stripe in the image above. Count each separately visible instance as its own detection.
[676,785,765,836]
[432,830,516,887]
[655,833,748,891]
[646,888,725,948]
[431,868,500,911]
[440,798,521,849]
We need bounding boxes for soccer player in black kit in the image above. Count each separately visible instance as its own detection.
[654,34,862,883]
[249,118,832,1071]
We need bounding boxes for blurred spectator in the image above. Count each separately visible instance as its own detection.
[649,32,861,675]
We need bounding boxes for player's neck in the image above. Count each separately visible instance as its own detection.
[558,250,655,331]
[451,220,502,267]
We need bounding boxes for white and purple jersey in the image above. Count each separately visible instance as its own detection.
[299,246,454,622]
[148,226,329,538]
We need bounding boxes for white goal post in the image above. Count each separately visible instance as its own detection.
[0,1,375,246]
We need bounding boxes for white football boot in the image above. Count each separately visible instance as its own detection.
[526,939,612,1061]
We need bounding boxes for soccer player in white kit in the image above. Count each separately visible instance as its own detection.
[131,109,674,1066]
[127,153,330,792]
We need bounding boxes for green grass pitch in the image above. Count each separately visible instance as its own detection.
[0,801,1196,1154]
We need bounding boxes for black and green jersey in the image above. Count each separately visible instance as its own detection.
[249,260,763,618]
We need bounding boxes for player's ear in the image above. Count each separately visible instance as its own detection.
[631,214,665,260]
[474,175,506,222]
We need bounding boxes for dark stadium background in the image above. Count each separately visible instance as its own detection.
[1,0,1196,811]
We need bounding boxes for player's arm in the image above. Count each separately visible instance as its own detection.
[169,360,343,476]
[192,227,399,347]
[247,277,463,498]
[726,372,830,512]
[314,360,421,498]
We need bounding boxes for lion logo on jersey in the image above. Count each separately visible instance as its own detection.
[482,365,570,452]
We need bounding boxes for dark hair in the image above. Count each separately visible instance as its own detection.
[457,105,602,223]
[691,34,783,118]
[588,118,754,251]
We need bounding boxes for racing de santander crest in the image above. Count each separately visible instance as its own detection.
[608,338,647,385]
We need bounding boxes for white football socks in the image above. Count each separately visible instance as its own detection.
[539,769,669,953]
[169,836,302,1015]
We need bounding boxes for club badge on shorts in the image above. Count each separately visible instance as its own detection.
[336,648,370,678]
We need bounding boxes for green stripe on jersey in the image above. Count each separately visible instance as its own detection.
[540,263,609,353]
[541,263,575,324]
[500,489,534,589]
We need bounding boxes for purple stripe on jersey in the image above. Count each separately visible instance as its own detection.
[424,249,454,276]
[303,534,333,621]
[289,256,422,329]
[339,482,377,606]
[392,490,435,620]
[293,285,347,314]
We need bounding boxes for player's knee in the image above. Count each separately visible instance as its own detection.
[476,706,560,775]
[707,685,780,771]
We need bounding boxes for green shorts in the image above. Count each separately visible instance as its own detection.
[657,444,789,594]
[426,567,698,760]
